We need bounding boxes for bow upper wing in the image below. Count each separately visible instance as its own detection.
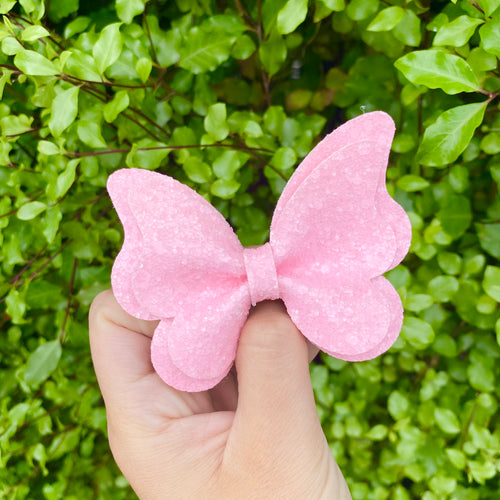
[273,111,411,267]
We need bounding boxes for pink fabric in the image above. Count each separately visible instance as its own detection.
[108,111,412,392]
[243,244,280,305]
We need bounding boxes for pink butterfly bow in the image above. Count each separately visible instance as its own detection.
[108,111,412,392]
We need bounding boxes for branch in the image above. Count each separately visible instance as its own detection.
[64,142,273,158]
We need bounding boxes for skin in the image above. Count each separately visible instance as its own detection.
[89,290,352,500]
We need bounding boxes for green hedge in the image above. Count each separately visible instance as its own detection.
[1,0,499,498]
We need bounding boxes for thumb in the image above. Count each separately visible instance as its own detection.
[232,300,322,443]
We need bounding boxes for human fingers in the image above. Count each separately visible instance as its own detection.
[89,290,214,420]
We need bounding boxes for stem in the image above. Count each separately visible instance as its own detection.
[469,0,485,15]
[59,259,78,344]
[5,128,41,139]
[26,242,70,282]
[121,110,164,141]
[65,143,273,158]
[460,401,477,448]
[9,243,49,284]
[62,73,152,89]
[143,11,158,63]
[256,0,271,107]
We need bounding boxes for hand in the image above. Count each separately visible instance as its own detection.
[89,290,351,500]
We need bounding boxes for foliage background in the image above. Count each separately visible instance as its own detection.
[0,0,499,498]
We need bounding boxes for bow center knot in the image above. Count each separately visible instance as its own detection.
[243,243,280,306]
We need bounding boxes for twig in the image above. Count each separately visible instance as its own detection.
[143,11,158,63]
[59,259,78,344]
[9,243,49,284]
[64,143,273,158]
[460,401,477,448]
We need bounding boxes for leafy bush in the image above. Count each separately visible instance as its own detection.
[0,0,499,498]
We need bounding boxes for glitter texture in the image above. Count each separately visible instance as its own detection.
[107,111,412,392]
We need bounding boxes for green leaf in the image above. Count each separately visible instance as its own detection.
[345,0,378,21]
[277,0,308,35]
[479,19,500,58]
[438,195,472,238]
[366,424,388,440]
[21,25,50,42]
[437,252,462,275]
[136,57,152,83]
[77,120,107,148]
[126,140,169,170]
[434,408,461,434]
[319,0,344,10]
[24,340,62,389]
[468,459,497,484]
[259,34,287,76]
[467,361,494,392]
[38,141,60,155]
[20,0,45,18]
[63,17,91,39]
[446,449,466,469]
[204,103,229,141]
[42,206,62,244]
[93,23,123,74]
[397,175,429,192]
[401,316,435,349]
[232,34,256,60]
[310,363,328,390]
[213,150,246,179]
[0,0,16,14]
[433,16,483,47]
[0,114,33,136]
[417,102,487,167]
[26,280,63,309]
[49,86,79,137]
[179,27,236,73]
[211,178,240,199]
[477,223,500,258]
[483,265,500,301]
[367,6,404,32]
[405,294,433,312]
[47,0,77,22]
[103,90,129,123]
[116,0,148,24]
[467,47,498,72]
[394,50,479,94]
[183,156,212,183]
[5,288,26,324]
[449,165,469,193]
[14,49,58,76]
[2,36,23,56]
[64,49,101,81]
[433,334,457,357]
[481,133,500,155]
[393,10,421,46]
[56,159,78,198]
[270,147,297,171]
[387,390,409,420]
[17,201,47,220]
[428,276,459,302]
[477,0,500,16]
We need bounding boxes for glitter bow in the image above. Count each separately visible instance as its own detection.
[108,111,412,392]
